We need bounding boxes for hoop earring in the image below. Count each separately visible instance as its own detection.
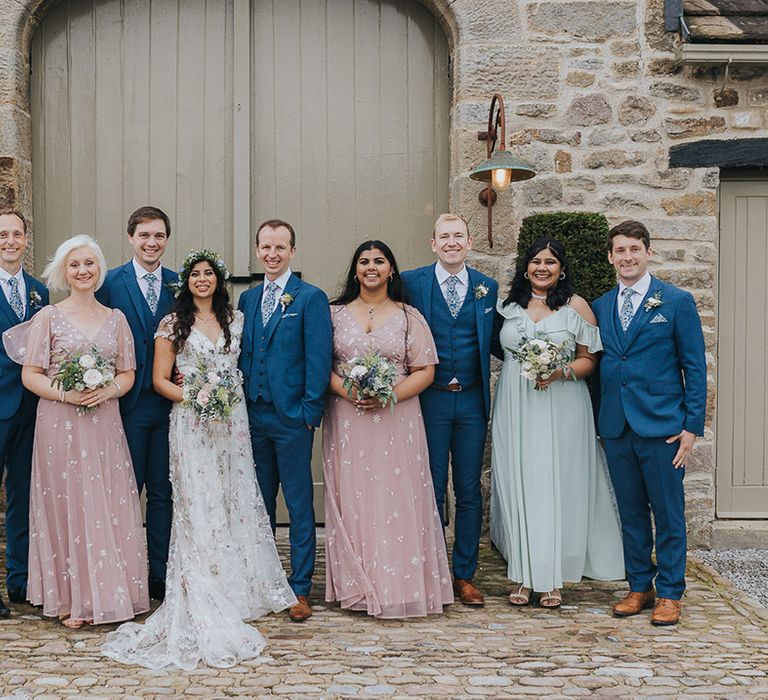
[559,272,566,280]
[354,277,360,285]
[389,273,394,281]
[524,272,529,280]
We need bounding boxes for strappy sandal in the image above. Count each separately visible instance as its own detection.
[58,615,85,629]
[508,584,532,606]
[539,590,562,608]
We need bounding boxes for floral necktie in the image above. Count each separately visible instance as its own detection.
[262,281,278,325]
[620,287,634,332]
[143,273,159,315]
[7,276,24,321]
[445,275,462,319]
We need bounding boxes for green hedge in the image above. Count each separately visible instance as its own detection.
[515,212,616,303]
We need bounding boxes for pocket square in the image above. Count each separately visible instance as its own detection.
[484,307,493,314]
[282,312,299,319]
[649,313,668,324]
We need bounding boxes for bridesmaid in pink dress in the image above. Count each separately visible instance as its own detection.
[2,235,149,628]
[323,240,453,618]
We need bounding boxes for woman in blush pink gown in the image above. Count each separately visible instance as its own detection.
[2,235,148,628]
[322,240,453,619]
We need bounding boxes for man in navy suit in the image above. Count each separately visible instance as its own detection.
[401,213,498,607]
[96,206,178,602]
[238,219,332,622]
[593,220,706,626]
[0,210,49,616]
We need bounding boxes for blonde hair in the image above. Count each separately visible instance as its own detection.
[432,213,470,238]
[43,235,108,293]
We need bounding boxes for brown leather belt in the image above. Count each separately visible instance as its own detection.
[430,381,480,392]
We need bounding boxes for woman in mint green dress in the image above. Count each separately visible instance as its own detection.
[491,237,624,608]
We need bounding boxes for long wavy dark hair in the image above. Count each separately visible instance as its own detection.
[332,240,406,305]
[171,256,234,354]
[503,236,575,310]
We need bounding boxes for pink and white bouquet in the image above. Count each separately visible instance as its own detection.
[340,347,398,411]
[52,346,115,413]
[181,361,242,422]
[506,334,574,391]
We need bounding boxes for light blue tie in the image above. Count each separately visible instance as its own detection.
[620,287,634,332]
[445,275,462,319]
[262,281,278,325]
[143,273,158,315]
[7,276,24,321]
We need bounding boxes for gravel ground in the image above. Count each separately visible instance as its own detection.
[691,548,768,608]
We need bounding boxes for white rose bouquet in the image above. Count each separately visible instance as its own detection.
[506,334,574,391]
[51,346,115,413]
[340,347,398,411]
[181,360,243,423]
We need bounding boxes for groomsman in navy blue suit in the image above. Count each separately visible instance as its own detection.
[401,213,498,606]
[0,210,49,616]
[238,219,332,622]
[96,206,178,602]
[593,220,706,626]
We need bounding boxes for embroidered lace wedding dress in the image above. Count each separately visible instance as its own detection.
[102,311,296,670]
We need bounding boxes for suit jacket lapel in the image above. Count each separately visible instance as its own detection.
[158,268,176,317]
[420,266,434,326]
[603,286,624,349]
[0,286,18,327]
[467,268,485,348]
[122,263,151,333]
[622,277,660,352]
[22,272,39,321]
[264,274,300,346]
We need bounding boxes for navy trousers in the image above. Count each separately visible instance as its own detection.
[420,384,487,581]
[247,398,316,597]
[122,394,172,585]
[603,425,687,600]
[0,395,36,591]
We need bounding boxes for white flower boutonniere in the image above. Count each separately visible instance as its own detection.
[279,293,294,312]
[474,283,489,299]
[644,291,663,312]
[166,280,182,298]
[29,289,43,310]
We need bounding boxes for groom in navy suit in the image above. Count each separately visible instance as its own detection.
[238,219,332,622]
[593,220,706,626]
[402,213,498,606]
[0,210,49,616]
[96,206,178,602]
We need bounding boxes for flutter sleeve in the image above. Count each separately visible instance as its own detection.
[404,305,439,369]
[155,313,175,341]
[566,305,603,353]
[114,310,137,372]
[2,305,53,368]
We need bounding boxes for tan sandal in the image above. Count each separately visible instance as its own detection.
[539,590,562,608]
[508,584,532,606]
[58,615,85,629]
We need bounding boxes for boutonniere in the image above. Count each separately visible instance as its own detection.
[166,280,182,298]
[29,289,43,310]
[279,293,294,311]
[644,290,663,312]
[474,283,489,299]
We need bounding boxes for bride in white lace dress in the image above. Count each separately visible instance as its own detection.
[102,251,295,670]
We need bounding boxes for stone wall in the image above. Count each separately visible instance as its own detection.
[2,0,767,545]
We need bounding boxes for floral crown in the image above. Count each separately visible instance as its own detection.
[177,249,231,289]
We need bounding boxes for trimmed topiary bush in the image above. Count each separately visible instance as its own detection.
[514,211,616,303]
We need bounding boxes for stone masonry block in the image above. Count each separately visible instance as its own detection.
[526,2,636,42]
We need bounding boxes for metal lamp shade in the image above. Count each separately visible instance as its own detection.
[469,150,536,183]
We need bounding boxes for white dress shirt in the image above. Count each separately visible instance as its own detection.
[262,269,292,318]
[617,272,652,319]
[132,258,164,303]
[434,261,469,306]
[0,267,26,316]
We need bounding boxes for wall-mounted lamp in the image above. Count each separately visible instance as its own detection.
[470,93,536,248]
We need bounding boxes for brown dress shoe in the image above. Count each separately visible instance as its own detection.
[453,579,485,606]
[651,598,682,626]
[288,595,312,622]
[613,590,655,617]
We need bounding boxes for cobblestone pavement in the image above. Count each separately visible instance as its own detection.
[1,531,767,699]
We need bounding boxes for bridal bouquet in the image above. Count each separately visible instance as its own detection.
[340,347,398,411]
[507,334,574,391]
[181,361,243,423]
[52,347,115,413]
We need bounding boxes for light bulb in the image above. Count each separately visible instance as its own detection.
[492,167,512,191]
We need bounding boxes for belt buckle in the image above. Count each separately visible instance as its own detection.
[448,382,462,392]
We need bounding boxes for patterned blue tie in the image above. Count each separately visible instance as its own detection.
[620,287,634,332]
[143,273,159,315]
[445,275,462,318]
[262,281,278,325]
[7,276,24,321]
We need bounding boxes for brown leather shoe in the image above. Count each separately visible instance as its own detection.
[613,590,655,617]
[453,578,485,606]
[651,597,682,626]
[288,595,312,622]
